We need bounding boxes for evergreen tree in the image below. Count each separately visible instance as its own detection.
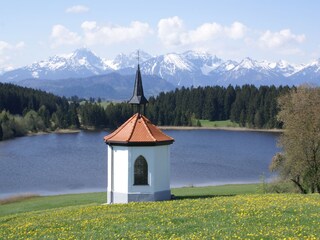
[38,105,51,128]
[224,85,236,119]
[0,123,3,141]
[24,110,45,132]
[68,103,80,128]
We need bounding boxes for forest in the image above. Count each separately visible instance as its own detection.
[146,85,291,128]
[0,82,292,141]
[0,83,79,140]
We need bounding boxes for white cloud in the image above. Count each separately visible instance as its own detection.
[157,16,186,46]
[50,25,82,48]
[45,17,308,63]
[156,17,307,61]
[66,5,89,13]
[0,40,25,53]
[0,41,10,52]
[157,17,248,47]
[81,21,153,45]
[188,22,222,43]
[259,29,305,48]
[81,21,97,31]
[15,41,25,49]
[0,40,25,71]
[225,21,247,39]
[49,21,152,49]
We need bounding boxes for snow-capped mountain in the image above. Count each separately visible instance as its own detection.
[268,60,301,77]
[181,50,223,75]
[210,57,282,85]
[0,48,319,96]
[137,51,223,86]
[290,59,320,85]
[1,48,113,82]
[140,53,196,86]
[105,51,152,70]
[138,52,318,87]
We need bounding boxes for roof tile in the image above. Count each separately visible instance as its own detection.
[104,113,174,145]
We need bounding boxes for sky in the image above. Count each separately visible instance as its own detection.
[0,0,320,71]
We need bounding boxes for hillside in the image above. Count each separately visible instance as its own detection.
[1,186,319,239]
[17,72,175,100]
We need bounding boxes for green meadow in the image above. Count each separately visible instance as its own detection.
[199,119,240,128]
[1,184,319,239]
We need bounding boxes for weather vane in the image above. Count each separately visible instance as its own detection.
[137,49,140,65]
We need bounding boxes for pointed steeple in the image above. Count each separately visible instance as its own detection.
[128,64,148,113]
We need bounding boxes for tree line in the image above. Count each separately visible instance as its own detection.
[0,83,79,140]
[76,84,291,129]
[1,82,291,141]
[146,85,291,128]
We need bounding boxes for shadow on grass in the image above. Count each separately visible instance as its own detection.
[173,194,236,200]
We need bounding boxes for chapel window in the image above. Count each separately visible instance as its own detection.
[134,156,148,185]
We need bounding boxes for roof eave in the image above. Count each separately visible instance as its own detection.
[105,140,174,146]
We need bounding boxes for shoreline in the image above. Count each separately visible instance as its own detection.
[29,126,284,136]
[159,126,283,133]
[0,182,260,202]
[2,126,282,142]
[26,129,81,137]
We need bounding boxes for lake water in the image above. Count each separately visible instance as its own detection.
[0,130,281,198]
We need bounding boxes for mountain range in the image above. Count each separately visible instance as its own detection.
[0,48,319,99]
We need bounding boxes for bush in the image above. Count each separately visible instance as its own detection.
[23,110,45,132]
[266,179,300,193]
[0,111,27,140]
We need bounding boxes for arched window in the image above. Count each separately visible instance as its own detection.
[134,156,148,185]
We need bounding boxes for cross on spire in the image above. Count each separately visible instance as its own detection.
[128,56,148,114]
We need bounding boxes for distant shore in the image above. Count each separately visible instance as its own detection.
[22,125,283,140]
[27,129,81,137]
[159,126,283,133]
[27,126,283,136]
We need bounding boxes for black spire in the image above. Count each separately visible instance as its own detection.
[128,64,148,114]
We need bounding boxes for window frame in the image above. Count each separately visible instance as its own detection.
[133,155,148,186]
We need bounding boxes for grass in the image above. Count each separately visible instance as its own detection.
[79,101,112,109]
[172,183,259,198]
[0,192,106,217]
[0,184,258,217]
[199,119,240,128]
[1,184,320,239]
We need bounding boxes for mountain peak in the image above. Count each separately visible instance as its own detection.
[163,53,193,71]
[236,57,257,69]
[70,48,99,60]
[74,47,92,54]
[183,50,210,58]
[309,58,320,66]
[107,50,152,70]
[1,48,319,88]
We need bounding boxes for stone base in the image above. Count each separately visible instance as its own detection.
[107,190,171,204]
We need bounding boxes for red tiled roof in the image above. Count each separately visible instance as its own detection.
[104,113,174,146]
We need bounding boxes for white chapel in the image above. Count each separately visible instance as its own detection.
[104,64,174,204]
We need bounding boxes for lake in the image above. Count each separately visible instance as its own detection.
[0,129,280,198]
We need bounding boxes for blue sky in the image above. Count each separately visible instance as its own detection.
[0,0,319,70]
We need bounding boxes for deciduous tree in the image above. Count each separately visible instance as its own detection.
[270,86,320,193]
